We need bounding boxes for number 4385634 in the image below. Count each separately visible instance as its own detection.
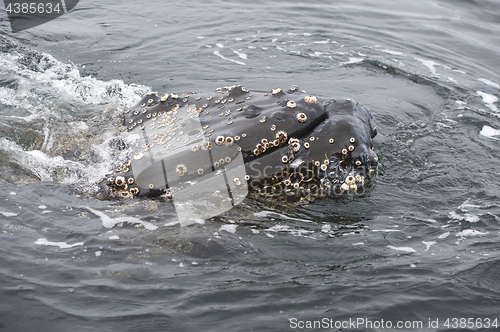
[5,2,61,14]
[444,318,498,329]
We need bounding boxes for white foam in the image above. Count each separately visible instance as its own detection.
[233,50,247,60]
[387,245,417,253]
[95,251,102,257]
[1,211,18,217]
[340,57,364,65]
[480,125,500,140]
[313,40,330,44]
[415,58,439,75]
[220,224,237,234]
[381,49,404,56]
[108,235,120,240]
[449,211,480,223]
[476,91,498,112]
[253,211,312,223]
[422,241,436,251]
[478,78,500,89]
[35,238,84,249]
[215,43,224,48]
[9,192,16,196]
[164,221,180,227]
[213,51,246,66]
[438,232,450,239]
[84,207,158,231]
[265,225,314,237]
[456,229,488,237]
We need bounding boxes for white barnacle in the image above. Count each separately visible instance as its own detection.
[296,113,307,122]
[276,130,287,143]
[355,160,362,166]
[304,142,310,149]
[329,138,334,144]
[225,137,234,146]
[342,148,348,155]
[215,135,225,145]
[272,88,282,95]
[304,95,318,103]
[314,161,320,167]
[260,116,266,123]
[128,177,135,185]
[287,100,297,108]
[345,175,355,184]
[171,93,179,99]
[293,182,300,189]
[242,87,249,92]
[160,95,168,102]
[214,161,220,168]
[234,178,241,186]
[225,157,232,163]
[245,175,250,181]
[292,142,301,152]
[149,184,155,189]
[227,120,233,125]
[133,152,144,160]
[309,137,315,142]
[148,99,154,104]
[348,145,355,151]
[350,137,356,143]
[320,164,328,171]
[290,85,297,91]
[284,179,291,186]
[115,176,125,186]
[234,135,240,141]
[219,158,225,165]
[191,145,200,152]
[271,124,276,130]
[324,159,329,165]
[175,164,188,176]
[197,168,204,175]
[282,156,289,164]
[130,188,139,195]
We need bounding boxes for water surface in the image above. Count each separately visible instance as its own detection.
[1,0,500,331]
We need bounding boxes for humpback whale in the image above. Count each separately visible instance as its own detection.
[98,85,378,211]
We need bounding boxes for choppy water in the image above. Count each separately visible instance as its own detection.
[1,0,500,331]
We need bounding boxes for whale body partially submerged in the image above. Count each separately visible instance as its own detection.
[98,85,378,210]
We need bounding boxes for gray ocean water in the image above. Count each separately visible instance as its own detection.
[1,0,500,331]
